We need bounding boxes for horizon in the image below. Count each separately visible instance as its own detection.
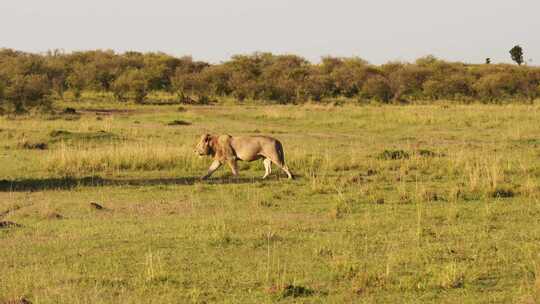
[1,0,539,65]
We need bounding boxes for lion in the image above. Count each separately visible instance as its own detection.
[195,134,294,180]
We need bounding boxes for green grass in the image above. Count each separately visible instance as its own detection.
[1,102,540,303]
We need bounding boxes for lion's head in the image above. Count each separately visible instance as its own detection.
[195,134,212,156]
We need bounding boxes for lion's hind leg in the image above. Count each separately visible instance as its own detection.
[281,165,294,180]
[267,156,294,180]
[262,158,272,179]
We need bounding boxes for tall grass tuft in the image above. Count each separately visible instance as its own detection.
[46,142,205,176]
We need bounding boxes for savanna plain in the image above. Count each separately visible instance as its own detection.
[1,101,540,303]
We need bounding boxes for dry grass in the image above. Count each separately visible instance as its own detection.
[45,142,204,176]
[2,102,540,303]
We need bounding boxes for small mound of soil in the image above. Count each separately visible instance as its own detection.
[378,150,410,160]
[0,221,23,229]
[1,297,32,304]
[49,130,72,137]
[280,285,315,298]
[90,202,104,210]
[417,149,438,157]
[20,142,48,150]
[491,188,515,198]
[63,107,77,115]
[167,120,191,126]
[49,130,118,142]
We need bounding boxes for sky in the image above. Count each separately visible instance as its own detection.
[1,0,539,65]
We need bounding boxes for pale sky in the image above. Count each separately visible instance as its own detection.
[1,0,538,65]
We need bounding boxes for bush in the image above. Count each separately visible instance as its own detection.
[2,49,540,106]
[473,73,516,101]
[387,64,430,100]
[423,73,475,100]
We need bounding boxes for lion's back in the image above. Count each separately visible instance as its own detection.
[230,135,280,161]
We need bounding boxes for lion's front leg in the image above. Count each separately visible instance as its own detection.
[227,160,239,176]
[201,160,222,180]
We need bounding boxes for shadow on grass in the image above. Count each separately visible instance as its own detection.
[0,175,268,192]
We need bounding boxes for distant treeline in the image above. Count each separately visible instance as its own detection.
[1,48,539,112]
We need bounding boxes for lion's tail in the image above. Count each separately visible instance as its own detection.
[275,140,286,165]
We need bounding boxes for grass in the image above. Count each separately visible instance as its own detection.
[1,101,540,303]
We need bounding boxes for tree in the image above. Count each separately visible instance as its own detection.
[259,54,310,102]
[510,45,524,65]
[0,80,5,111]
[303,71,333,101]
[200,65,231,97]
[329,58,369,98]
[111,69,148,103]
[170,70,209,102]
[485,58,491,64]
[362,75,393,103]
[66,63,97,100]
[3,74,51,113]
[45,56,68,99]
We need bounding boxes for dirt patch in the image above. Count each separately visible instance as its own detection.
[43,108,81,121]
[79,108,141,116]
[46,212,64,220]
